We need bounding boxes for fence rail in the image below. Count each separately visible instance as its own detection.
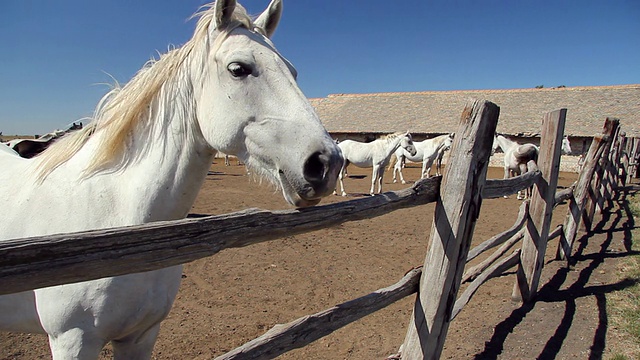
[2,100,636,359]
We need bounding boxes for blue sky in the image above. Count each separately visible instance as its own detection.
[1,1,638,135]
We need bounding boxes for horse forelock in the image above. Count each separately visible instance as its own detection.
[35,2,257,182]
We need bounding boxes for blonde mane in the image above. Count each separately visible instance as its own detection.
[35,3,255,181]
[380,131,408,144]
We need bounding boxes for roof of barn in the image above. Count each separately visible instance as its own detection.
[310,84,640,137]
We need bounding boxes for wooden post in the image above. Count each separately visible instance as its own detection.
[400,99,499,359]
[630,138,640,180]
[556,118,618,260]
[618,132,628,186]
[555,133,610,260]
[582,119,619,230]
[512,109,566,303]
[596,125,620,212]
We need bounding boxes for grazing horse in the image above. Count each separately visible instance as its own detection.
[0,1,342,359]
[390,133,454,184]
[492,133,539,200]
[337,132,416,196]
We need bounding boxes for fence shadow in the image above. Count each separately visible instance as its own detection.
[474,187,639,360]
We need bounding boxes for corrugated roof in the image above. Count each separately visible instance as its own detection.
[310,84,640,137]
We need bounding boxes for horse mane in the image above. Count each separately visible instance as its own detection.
[35,3,256,182]
[380,131,407,142]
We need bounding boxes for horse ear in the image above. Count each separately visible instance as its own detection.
[214,0,237,30]
[255,0,283,38]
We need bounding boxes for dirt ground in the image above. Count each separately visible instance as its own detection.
[1,160,636,359]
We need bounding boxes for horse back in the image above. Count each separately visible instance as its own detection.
[514,144,538,163]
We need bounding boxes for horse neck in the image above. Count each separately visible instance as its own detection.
[74,79,213,222]
[497,135,518,153]
[383,134,405,155]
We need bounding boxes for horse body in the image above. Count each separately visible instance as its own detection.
[336,132,415,196]
[390,133,454,184]
[0,1,342,359]
[493,134,539,200]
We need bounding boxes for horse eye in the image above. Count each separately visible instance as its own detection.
[228,62,252,78]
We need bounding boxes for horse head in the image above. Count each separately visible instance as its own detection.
[561,135,572,155]
[491,133,501,155]
[192,0,342,207]
[443,132,455,151]
[401,132,417,156]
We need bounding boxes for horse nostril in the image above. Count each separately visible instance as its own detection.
[303,152,327,184]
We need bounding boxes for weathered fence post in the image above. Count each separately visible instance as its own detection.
[618,132,628,186]
[555,118,617,260]
[400,99,498,359]
[512,109,566,302]
[583,119,620,230]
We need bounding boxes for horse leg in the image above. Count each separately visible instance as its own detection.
[376,166,385,194]
[336,164,347,196]
[392,158,399,183]
[48,328,105,360]
[370,166,378,195]
[112,324,162,360]
[502,166,511,198]
[517,163,528,200]
[420,160,428,179]
[396,161,408,184]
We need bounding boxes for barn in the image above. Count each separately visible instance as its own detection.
[310,84,640,158]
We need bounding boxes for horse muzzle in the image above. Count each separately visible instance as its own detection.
[279,149,344,208]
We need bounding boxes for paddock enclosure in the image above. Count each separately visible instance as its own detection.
[1,100,639,359]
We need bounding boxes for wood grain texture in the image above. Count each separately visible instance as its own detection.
[0,177,440,295]
[401,99,499,360]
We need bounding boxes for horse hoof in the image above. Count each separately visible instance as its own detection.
[341,192,347,197]
[401,180,407,185]
[503,195,509,199]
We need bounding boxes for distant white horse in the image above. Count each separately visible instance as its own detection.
[390,133,454,184]
[561,135,572,155]
[337,132,416,196]
[492,133,539,200]
[0,1,343,359]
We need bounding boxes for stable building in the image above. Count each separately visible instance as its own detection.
[311,84,640,156]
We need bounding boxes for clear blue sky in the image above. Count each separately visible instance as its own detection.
[1,1,638,135]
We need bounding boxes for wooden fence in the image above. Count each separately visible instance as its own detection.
[1,99,637,359]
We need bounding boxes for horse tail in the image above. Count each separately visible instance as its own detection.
[388,153,399,171]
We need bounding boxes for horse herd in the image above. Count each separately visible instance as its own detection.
[0,0,574,359]
[330,130,570,199]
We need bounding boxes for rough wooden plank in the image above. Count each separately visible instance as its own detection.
[556,121,616,260]
[554,186,574,206]
[462,229,523,283]
[482,171,541,199]
[466,201,528,261]
[0,177,440,295]
[214,267,422,360]
[556,135,607,259]
[401,99,499,359]
[452,250,520,320]
[513,109,566,303]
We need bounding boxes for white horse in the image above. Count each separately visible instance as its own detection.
[0,1,343,359]
[390,133,454,184]
[561,135,572,155]
[336,132,416,196]
[492,133,539,200]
